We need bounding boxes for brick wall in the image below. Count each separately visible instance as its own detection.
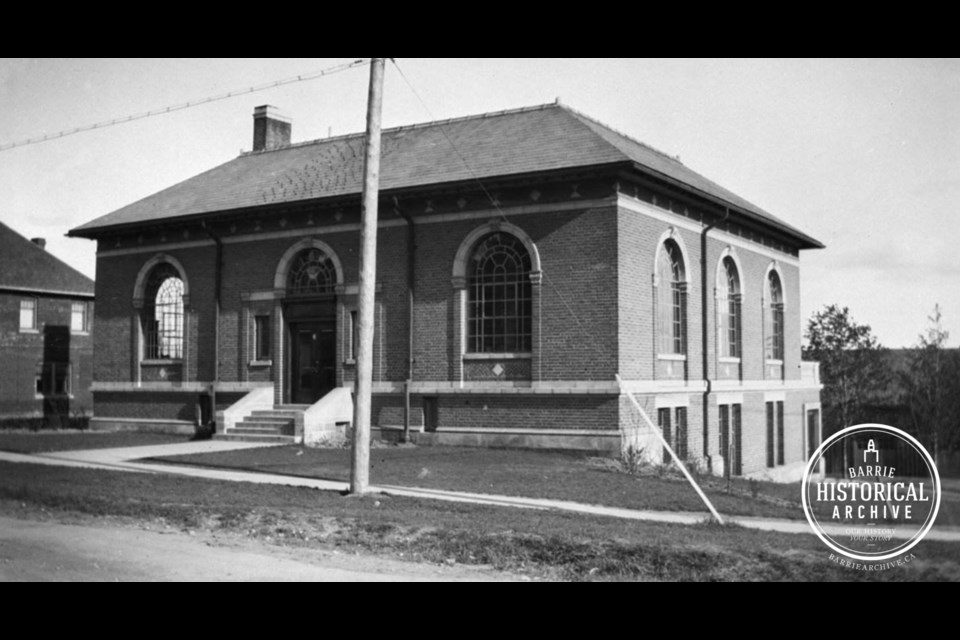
[372,393,620,432]
[0,291,93,419]
[616,199,804,385]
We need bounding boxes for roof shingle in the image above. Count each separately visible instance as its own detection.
[69,103,822,248]
[0,221,95,297]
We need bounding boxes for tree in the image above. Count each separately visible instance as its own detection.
[803,305,888,437]
[901,305,960,463]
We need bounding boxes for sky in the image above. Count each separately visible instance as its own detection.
[0,58,957,348]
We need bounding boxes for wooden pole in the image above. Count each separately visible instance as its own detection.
[615,374,724,524]
[350,58,385,495]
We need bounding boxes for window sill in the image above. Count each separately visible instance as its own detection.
[657,354,687,361]
[19,328,39,334]
[343,359,356,366]
[249,360,273,367]
[463,352,533,360]
[765,359,784,365]
[141,359,183,366]
[71,331,90,336]
[719,357,741,364]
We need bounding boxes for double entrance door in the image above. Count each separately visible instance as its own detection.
[286,300,336,405]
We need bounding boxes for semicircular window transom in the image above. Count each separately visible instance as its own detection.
[287,248,337,295]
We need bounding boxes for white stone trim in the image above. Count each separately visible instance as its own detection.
[763,261,788,306]
[763,391,786,402]
[132,253,190,301]
[655,394,691,408]
[452,220,542,280]
[618,194,800,267]
[366,378,821,395]
[715,392,744,405]
[716,246,746,298]
[652,226,691,285]
[98,239,214,258]
[434,427,617,436]
[91,417,196,426]
[462,352,533,360]
[92,381,271,392]
[0,285,94,299]
[96,198,616,257]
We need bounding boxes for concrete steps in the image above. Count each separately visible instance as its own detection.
[217,404,306,442]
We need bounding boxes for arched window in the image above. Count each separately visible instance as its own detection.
[657,240,686,355]
[143,263,184,360]
[766,270,784,360]
[718,257,741,358]
[467,232,532,353]
[287,248,337,295]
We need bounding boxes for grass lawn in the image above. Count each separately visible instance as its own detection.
[153,444,808,520]
[0,431,191,454]
[1,460,956,581]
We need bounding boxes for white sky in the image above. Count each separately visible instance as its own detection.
[1,58,957,348]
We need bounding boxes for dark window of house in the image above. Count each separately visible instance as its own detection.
[766,402,776,468]
[675,406,688,460]
[658,240,686,355]
[255,315,271,361]
[720,403,742,475]
[766,271,784,361]
[807,408,821,459]
[776,401,785,466]
[719,257,741,358]
[287,248,336,295]
[467,232,532,353]
[36,362,70,396]
[143,263,184,360]
[658,407,672,464]
[732,404,742,475]
[348,310,358,361]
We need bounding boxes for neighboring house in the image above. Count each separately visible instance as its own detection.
[0,221,95,427]
[68,102,823,477]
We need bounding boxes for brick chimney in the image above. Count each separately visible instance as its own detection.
[31,237,46,250]
[252,105,291,152]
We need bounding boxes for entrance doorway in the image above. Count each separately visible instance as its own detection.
[285,299,336,405]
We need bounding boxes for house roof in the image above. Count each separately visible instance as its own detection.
[69,103,823,249]
[0,221,95,297]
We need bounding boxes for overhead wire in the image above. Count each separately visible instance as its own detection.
[389,60,729,524]
[390,58,617,366]
[0,59,371,152]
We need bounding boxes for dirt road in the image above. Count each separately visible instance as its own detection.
[0,515,520,582]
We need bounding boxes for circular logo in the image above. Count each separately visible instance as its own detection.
[801,423,941,561]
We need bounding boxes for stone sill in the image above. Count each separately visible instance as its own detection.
[462,352,533,360]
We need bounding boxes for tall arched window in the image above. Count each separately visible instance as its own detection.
[766,270,784,360]
[718,257,741,358]
[657,240,686,355]
[143,263,184,360]
[287,248,337,295]
[468,232,532,353]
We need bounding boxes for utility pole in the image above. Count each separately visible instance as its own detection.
[350,57,385,495]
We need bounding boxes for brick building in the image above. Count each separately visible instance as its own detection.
[0,222,95,427]
[69,102,823,477]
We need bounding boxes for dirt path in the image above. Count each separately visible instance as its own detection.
[0,514,521,582]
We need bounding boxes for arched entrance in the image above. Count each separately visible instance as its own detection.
[276,241,342,405]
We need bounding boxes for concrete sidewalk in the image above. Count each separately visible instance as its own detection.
[2,441,959,542]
